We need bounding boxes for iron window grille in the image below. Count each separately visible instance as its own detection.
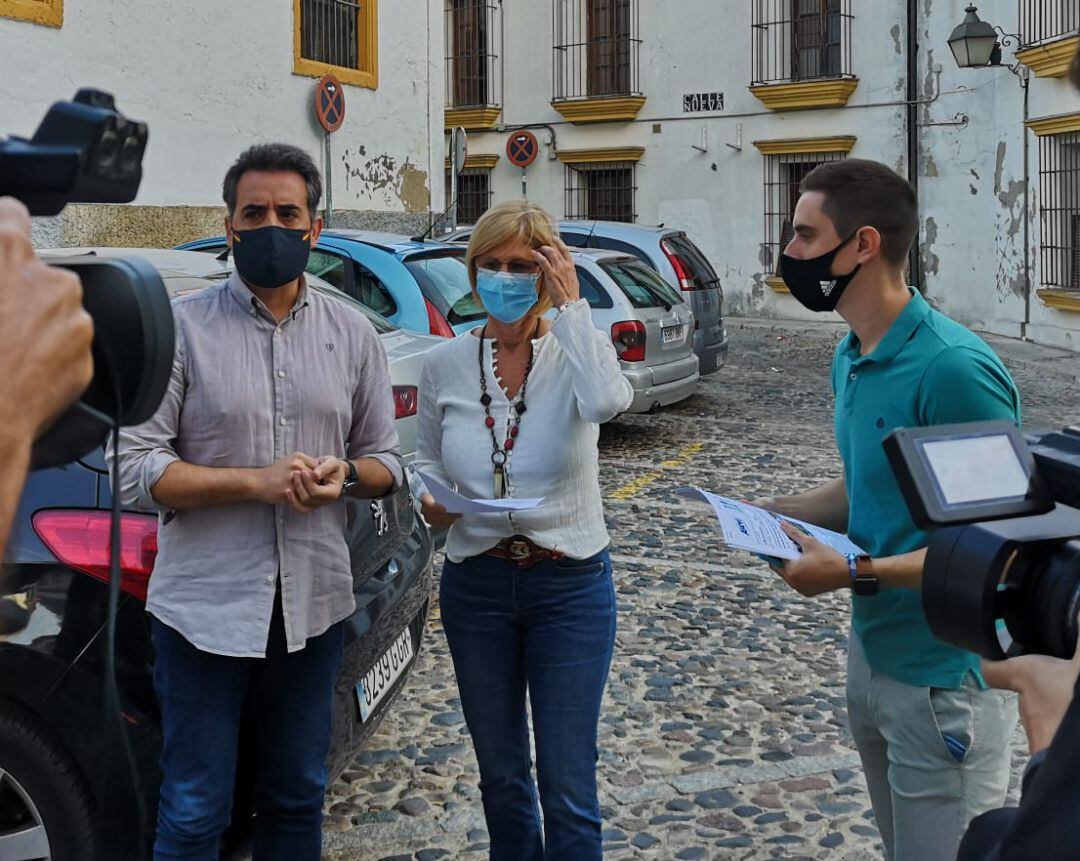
[1018,0,1079,48]
[751,0,854,86]
[553,0,642,101]
[300,0,365,70]
[1038,131,1080,291]
[445,0,503,109]
[446,168,494,226]
[565,162,637,223]
[762,149,847,275]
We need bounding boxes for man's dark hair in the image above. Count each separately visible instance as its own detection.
[800,159,918,268]
[222,143,322,217]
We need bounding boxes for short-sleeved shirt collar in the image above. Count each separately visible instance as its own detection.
[839,289,932,367]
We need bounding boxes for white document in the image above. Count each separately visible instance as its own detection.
[676,487,867,561]
[418,470,544,515]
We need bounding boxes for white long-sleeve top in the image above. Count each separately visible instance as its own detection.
[413,299,634,563]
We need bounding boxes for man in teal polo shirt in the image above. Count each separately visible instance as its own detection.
[761,159,1020,861]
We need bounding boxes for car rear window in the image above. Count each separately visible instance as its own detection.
[663,234,720,289]
[600,260,683,310]
[404,252,486,325]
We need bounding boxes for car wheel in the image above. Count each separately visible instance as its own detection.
[0,707,94,861]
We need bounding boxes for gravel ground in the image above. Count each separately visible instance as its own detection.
[319,319,1080,861]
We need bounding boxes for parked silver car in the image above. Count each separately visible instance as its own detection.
[573,250,699,413]
[41,248,441,459]
[446,221,727,376]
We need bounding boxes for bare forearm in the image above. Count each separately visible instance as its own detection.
[150,461,262,510]
[0,429,31,557]
[868,548,926,590]
[772,477,849,532]
[346,458,396,499]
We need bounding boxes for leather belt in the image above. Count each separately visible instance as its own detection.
[485,536,564,569]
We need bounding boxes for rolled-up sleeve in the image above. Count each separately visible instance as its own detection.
[347,322,403,490]
[109,327,187,512]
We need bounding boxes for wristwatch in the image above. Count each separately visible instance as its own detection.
[340,458,359,495]
[846,553,880,596]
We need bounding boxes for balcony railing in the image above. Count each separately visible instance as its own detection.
[553,0,642,102]
[445,0,502,110]
[1019,0,1079,48]
[751,0,853,86]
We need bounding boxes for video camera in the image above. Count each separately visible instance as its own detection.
[0,89,174,468]
[886,421,1080,660]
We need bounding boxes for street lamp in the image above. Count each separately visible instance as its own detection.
[948,5,1000,68]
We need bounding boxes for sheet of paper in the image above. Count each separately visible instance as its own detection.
[418,470,544,515]
[676,488,866,561]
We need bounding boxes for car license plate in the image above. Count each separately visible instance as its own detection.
[662,325,684,344]
[355,627,414,723]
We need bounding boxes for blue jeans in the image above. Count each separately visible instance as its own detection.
[440,548,617,861]
[149,594,345,861]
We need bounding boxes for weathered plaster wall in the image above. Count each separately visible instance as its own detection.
[2,0,444,246]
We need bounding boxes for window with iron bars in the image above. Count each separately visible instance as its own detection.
[553,0,642,101]
[1038,131,1080,291]
[762,150,847,275]
[445,0,502,109]
[446,168,493,226]
[1019,0,1079,48]
[565,162,637,223]
[751,0,853,86]
[301,0,360,68]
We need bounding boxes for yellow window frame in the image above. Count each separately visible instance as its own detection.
[293,0,378,90]
[0,0,63,27]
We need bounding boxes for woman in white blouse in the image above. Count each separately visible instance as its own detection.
[415,200,632,860]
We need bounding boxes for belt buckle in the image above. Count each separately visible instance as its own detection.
[507,538,534,568]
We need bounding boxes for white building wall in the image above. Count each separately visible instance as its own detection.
[460,0,1080,348]
[1,0,444,243]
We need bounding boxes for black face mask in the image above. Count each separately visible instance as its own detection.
[231,225,312,289]
[779,231,862,313]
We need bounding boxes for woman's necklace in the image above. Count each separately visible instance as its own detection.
[478,322,539,499]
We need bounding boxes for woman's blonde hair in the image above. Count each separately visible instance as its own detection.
[466,200,557,317]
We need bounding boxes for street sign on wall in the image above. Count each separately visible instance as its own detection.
[506,131,539,168]
[315,74,345,133]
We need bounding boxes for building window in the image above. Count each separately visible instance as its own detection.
[294,0,378,89]
[0,0,63,27]
[751,0,853,86]
[553,0,641,101]
[1038,131,1080,291]
[565,162,637,223]
[1019,0,1079,47]
[445,168,493,226]
[762,149,847,276]
[446,0,502,110]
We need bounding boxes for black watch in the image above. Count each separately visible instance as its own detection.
[341,458,359,493]
[847,553,880,597]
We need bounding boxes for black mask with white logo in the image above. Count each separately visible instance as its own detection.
[779,231,861,313]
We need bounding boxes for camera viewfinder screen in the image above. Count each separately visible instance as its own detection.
[920,434,1030,506]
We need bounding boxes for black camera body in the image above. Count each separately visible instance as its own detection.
[1,90,173,467]
[886,422,1080,660]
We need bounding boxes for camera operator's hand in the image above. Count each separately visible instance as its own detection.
[982,617,1080,755]
[0,198,94,440]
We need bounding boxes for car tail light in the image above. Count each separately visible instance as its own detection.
[424,298,455,338]
[393,385,418,419]
[661,239,696,292]
[31,510,158,602]
[611,321,646,362]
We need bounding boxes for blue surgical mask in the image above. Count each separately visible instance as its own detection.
[475,268,541,324]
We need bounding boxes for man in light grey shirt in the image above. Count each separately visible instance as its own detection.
[115,143,400,861]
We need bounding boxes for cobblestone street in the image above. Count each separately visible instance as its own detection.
[321,320,1080,861]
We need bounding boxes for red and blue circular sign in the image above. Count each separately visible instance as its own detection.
[315,74,345,133]
[506,131,539,168]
